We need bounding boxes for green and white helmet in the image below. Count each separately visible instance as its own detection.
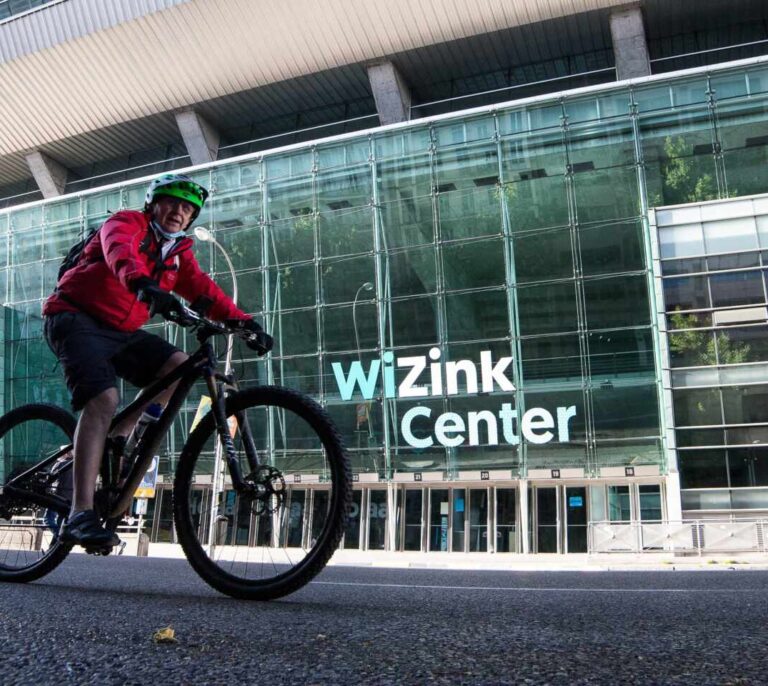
[144,173,209,214]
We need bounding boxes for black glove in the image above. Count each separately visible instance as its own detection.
[133,277,185,320]
[227,318,274,356]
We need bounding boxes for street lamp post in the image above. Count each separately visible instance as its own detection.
[353,282,374,363]
[194,226,237,374]
[194,226,238,553]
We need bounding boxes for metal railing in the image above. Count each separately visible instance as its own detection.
[589,519,768,554]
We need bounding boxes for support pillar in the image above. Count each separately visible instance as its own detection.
[665,472,683,522]
[609,4,651,80]
[25,150,68,198]
[175,109,220,165]
[366,61,411,125]
[519,479,529,554]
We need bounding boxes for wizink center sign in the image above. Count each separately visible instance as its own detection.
[332,348,577,449]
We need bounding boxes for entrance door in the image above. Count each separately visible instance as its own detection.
[429,489,450,551]
[452,489,466,552]
[344,490,362,549]
[367,489,387,550]
[468,489,489,552]
[397,489,424,551]
[535,487,558,553]
[495,488,517,552]
[565,486,587,553]
[285,489,306,547]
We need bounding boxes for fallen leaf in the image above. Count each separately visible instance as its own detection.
[153,626,177,644]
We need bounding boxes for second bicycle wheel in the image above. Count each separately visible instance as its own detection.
[174,386,351,600]
[0,404,75,582]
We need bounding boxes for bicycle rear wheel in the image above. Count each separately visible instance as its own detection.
[0,404,75,582]
[174,386,351,600]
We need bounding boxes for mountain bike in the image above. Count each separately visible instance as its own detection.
[0,305,351,600]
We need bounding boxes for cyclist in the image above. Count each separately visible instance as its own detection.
[42,173,273,548]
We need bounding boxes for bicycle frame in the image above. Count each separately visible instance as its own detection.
[4,325,262,525]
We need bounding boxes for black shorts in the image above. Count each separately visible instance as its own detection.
[43,311,180,411]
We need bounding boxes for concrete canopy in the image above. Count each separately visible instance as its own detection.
[0,0,631,182]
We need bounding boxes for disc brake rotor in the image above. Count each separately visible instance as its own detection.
[245,465,286,516]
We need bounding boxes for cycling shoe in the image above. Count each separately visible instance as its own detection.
[59,510,119,547]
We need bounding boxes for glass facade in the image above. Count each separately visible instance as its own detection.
[655,194,768,513]
[3,58,768,550]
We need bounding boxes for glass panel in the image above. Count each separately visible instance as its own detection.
[273,309,317,356]
[452,488,466,552]
[310,490,330,544]
[573,165,640,224]
[323,303,377,354]
[319,207,374,258]
[565,486,587,553]
[316,164,372,212]
[516,281,578,336]
[267,216,315,265]
[607,485,631,521]
[468,488,488,552]
[579,220,645,276]
[438,186,502,241]
[673,387,723,426]
[321,255,376,305]
[402,489,423,551]
[495,488,517,552]
[521,334,582,383]
[663,275,711,311]
[429,489,450,551]
[728,448,768,488]
[658,224,705,259]
[592,383,660,441]
[661,257,705,276]
[368,489,387,550]
[445,290,509,341]
[344,490,362,549]
[703,218,758,254]
[442,239,506,290]
[641,108,718,207]
[717,99,768,198]
[679,450,728,488]
[535,487,558,553]
[722,385,768,424]
[501,129,569,232]
[639,484,663,521]
[386,247,437,297]
[286,489,306,547]
[269,263,316,310]
[389,296,439,347]
[584,274,651,330]
[709,270,764,308]
[588,328,656,379]
[513,227,573,283]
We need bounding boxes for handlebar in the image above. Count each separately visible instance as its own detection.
[136,286,270,355]
[166,304,269,354]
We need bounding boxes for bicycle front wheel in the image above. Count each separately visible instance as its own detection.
[0,404,75,582]
[174,386,351,600]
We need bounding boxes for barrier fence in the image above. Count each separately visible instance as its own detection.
[589,520,768,555]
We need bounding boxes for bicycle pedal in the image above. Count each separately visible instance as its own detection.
[84,544,114,556]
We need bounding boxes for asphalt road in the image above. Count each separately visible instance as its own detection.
[0,554,765,685]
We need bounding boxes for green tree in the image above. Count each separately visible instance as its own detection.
[668,310,751,365]
[657,136,718,206]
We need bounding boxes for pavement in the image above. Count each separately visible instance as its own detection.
[1,556,766,685]
[91,537,768,572]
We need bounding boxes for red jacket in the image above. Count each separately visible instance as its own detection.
[43,210,247,331]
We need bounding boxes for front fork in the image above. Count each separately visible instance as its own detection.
[203,370,261,493]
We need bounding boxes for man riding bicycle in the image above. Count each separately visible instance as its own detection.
[42,173,273,548]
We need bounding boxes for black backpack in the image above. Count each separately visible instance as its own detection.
[57,228,100,281]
